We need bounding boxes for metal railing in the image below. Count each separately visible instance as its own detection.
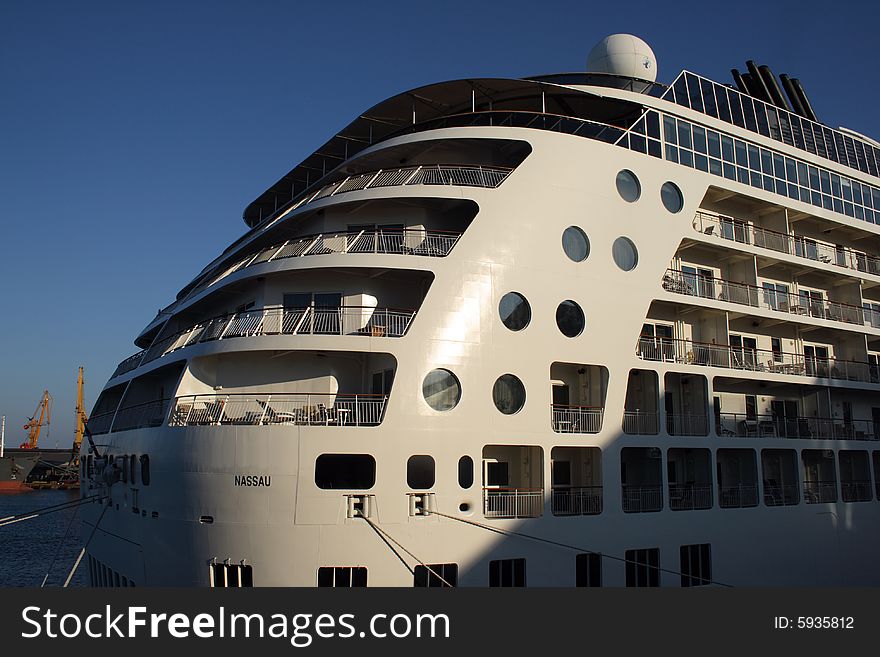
[114,305,416,376]
[186,228,461,302]
[168,393,387,427]
[668,484,713,510]
[763,483,800,506]
[482,488,544,518]
[840,480,873,502]
[108,399,171,433]
[662,269,867,327]
[636,336,876,384]
[718,484,759,508]
[621,485,663,512]
[551,405,604,434]
[717,413,878,440]
[693,211,880,277]
[86,410,117,436]
[622,410,659,435]
[803,480,838,504]
[551,486,603,515]
[666,413,709,436]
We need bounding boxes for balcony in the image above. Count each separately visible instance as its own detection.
[637,336,876,384]
[662,269,867,327]
[482,488,544,519]
[719,484,759,508]
[181,227,462,306]
[803,480,838,504]
[114,305,415,377]
[718,413,877,441]
[551,404,603,433]
[169,393,387,427]
[693,210,880,277]
[669,484,712,510]
[551,486,603,516]
[622,410,659,435]
[665,413,709,437]
[621,485,663,513]
[840,480,873,502]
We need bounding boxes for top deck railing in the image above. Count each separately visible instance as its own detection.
[693,211,880,277]
[662,269,869,327]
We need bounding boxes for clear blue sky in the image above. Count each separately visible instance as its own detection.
[1,0,877,447]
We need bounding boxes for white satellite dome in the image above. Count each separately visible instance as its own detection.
[587,34,657,82]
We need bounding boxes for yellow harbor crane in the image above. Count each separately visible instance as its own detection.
[74,366,87,454]
[20,390,52,449]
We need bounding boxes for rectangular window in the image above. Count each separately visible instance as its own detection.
[318,566,368,587]
[680,543,712,587]
[576,553,602,587]
[414,563,458,587]
[489,558,526,587]
[625,548,660,587]
[745,395,757,422]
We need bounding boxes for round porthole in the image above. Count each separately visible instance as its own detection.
[499,292,531,331]
[422,369,461,411]
[616,169,641,202]
[612,237,639,271]
[661,181,684,213]
[492,374,525,415]
[562,226,590,262]
[555,300,585,338]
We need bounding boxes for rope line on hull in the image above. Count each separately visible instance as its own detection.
[358,514,454,587]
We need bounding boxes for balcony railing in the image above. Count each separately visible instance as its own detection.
[666,413,709,436]
[482,488,544,519]
[86,399,171,436]
[551,405,603,433]
[551,486,603,516]
[662,269,867,327]
[693,210,880,277]
[621,485,663,512]
[840,480,873,502]
[622,410,659,435]
[803,480,838,504]
[718,413,878,441]
[763,482,799,506]
[637,336,877,384]
[718,484,759,508]
[668,484,713,510]
[114,305,415,376]
[181,227,463,305]
[168,393,387,427]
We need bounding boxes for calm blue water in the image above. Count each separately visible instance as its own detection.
[0,490,88,587]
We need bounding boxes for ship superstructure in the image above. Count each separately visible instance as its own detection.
[81,35,880,587]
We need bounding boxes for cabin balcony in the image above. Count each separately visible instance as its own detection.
[550,486,603,515]
[621,447,663,513]
[636,335,877,384]
[549,362,608,434]
[482,488,544,519]
[550,447,602,516]
[662,269,867,328]
[551,405,603,433]
[717,413,877,441]
[168,392,387,427]
[482,445,543,519]
[692,210,880,277]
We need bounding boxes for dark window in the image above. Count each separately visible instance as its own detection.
[121,455,129,484]
[625,548,660,587]
[318,567,367,587]
[211,564,254,588]
[414,563,458,587]
[407,455,435,489]
[488,558,526,587]
[130,455,137,486]
[576,553,602,587]
[555,300,585,337]
[680,544,711,587]
[315,454,376,489]
[139,455,150,486]
[492,374,526,414]
[458,456,474,489]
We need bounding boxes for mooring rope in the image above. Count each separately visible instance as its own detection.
[0,494,102,528]
[358,513,454,587]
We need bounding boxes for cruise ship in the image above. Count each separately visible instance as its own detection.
[80,35,880,587]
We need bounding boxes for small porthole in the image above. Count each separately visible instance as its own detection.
[616,169,641,202]
[555,300,585,337]
[459,502,471,513]
[562,226,590,262]
[661,181,683,213]
[493,374,526,415]
[458,456,474,489]
[612,237,639,271]
[422,369,461,411]
[499,292,531,331]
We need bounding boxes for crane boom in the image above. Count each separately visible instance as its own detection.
[74,366,87,452]
[20,390,52,449]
